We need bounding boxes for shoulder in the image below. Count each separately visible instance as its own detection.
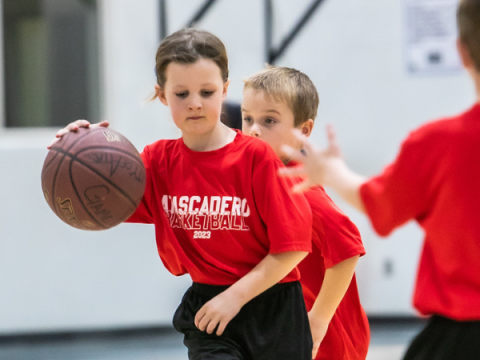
[405,109,470,146]
[304,186,330,211]
[304,186,347,222]
[234,131,281,167]
[141,138,181,163]
[305,186,362,241]
[235,131,273,154]
[240,132,280,160]
[144,138,179,151]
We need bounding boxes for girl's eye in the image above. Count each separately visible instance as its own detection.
[265,118,276,125]
[201,90,214,97]
[176,92,188,98]
[243,117,252,124]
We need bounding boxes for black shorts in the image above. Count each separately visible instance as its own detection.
[403,315,480,360]
[173,281,313,360]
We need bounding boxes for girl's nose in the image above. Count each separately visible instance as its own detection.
[188,95,202,110]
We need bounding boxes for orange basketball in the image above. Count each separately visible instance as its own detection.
[41,127,146,230]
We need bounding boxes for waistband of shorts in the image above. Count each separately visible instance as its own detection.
[432,315,480,324]
[191,281,300,298]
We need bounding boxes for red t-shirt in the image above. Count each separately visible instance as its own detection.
[295,182,369,360]
[360,103,480,320]
[127,130,312,285]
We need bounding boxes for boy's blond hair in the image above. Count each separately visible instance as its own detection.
[243,66,319,127]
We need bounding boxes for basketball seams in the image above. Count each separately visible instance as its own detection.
[71,153,143,208]
[52,147,142,208]
[41,150,61,178]
[68,159,107,230]
[43,128,145,230]
[49,129,101,222]
[42,149,65,220]
[75,146,144,167]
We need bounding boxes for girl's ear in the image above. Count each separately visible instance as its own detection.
[300,119,314,137]
[155,84,168,106]
[222,80,231,100]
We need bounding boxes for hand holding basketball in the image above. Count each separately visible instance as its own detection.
[48,120,110,149]
[42,124,146,230]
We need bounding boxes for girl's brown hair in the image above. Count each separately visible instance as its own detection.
[154,28,229,94]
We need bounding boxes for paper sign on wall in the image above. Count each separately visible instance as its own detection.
[405,0,461,74]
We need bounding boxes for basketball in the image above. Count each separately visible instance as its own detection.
[41,127,146,231]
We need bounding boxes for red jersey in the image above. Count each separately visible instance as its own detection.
[127,130,312,285]
[296,182,369,360]
[360,103,480,320]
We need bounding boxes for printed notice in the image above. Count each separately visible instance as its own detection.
[405,0,461,74]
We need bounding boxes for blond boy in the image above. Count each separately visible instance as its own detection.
[242,67,369,360]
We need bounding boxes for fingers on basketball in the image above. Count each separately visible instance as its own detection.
[90,120,110,129]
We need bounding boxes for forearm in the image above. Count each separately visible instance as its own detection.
[225,251,308,307]
[309,255,360,322]
[325,160,367,213]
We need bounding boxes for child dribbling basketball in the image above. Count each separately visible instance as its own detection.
[50,29,314,359]
[241,66,370,360]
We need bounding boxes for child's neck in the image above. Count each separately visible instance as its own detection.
[182,123,236,152]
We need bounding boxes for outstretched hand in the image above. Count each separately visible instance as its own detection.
[279,124,344,192]
[47,119,110,149]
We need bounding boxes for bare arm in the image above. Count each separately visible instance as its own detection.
[195,250,308,336]
[280,125,367,213]
[323,159,366,213]
[308,255,360,358]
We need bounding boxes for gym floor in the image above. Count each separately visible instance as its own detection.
[0,320,424,360]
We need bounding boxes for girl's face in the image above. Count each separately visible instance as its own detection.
[156,58,229,138]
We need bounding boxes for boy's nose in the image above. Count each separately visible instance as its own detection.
[250,124,261,137]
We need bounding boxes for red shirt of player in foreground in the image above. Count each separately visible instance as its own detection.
[50,29,314,360]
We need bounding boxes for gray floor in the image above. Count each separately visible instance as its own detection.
[0,321,424,360]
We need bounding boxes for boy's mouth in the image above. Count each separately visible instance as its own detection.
[187,116,204,120]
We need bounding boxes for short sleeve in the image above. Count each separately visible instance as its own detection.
[307,187,365,269]
[125,146,154,224]
[360,131,430,236]
[252,157,312,254]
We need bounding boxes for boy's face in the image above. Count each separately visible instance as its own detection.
[242,88,301,163]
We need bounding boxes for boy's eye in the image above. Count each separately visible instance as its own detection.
[176,92,188,98]
[265,118,276,125]
[243,117,252,124]
[201,90,214,97]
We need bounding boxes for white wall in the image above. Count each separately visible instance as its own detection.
[0,0,474,333]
